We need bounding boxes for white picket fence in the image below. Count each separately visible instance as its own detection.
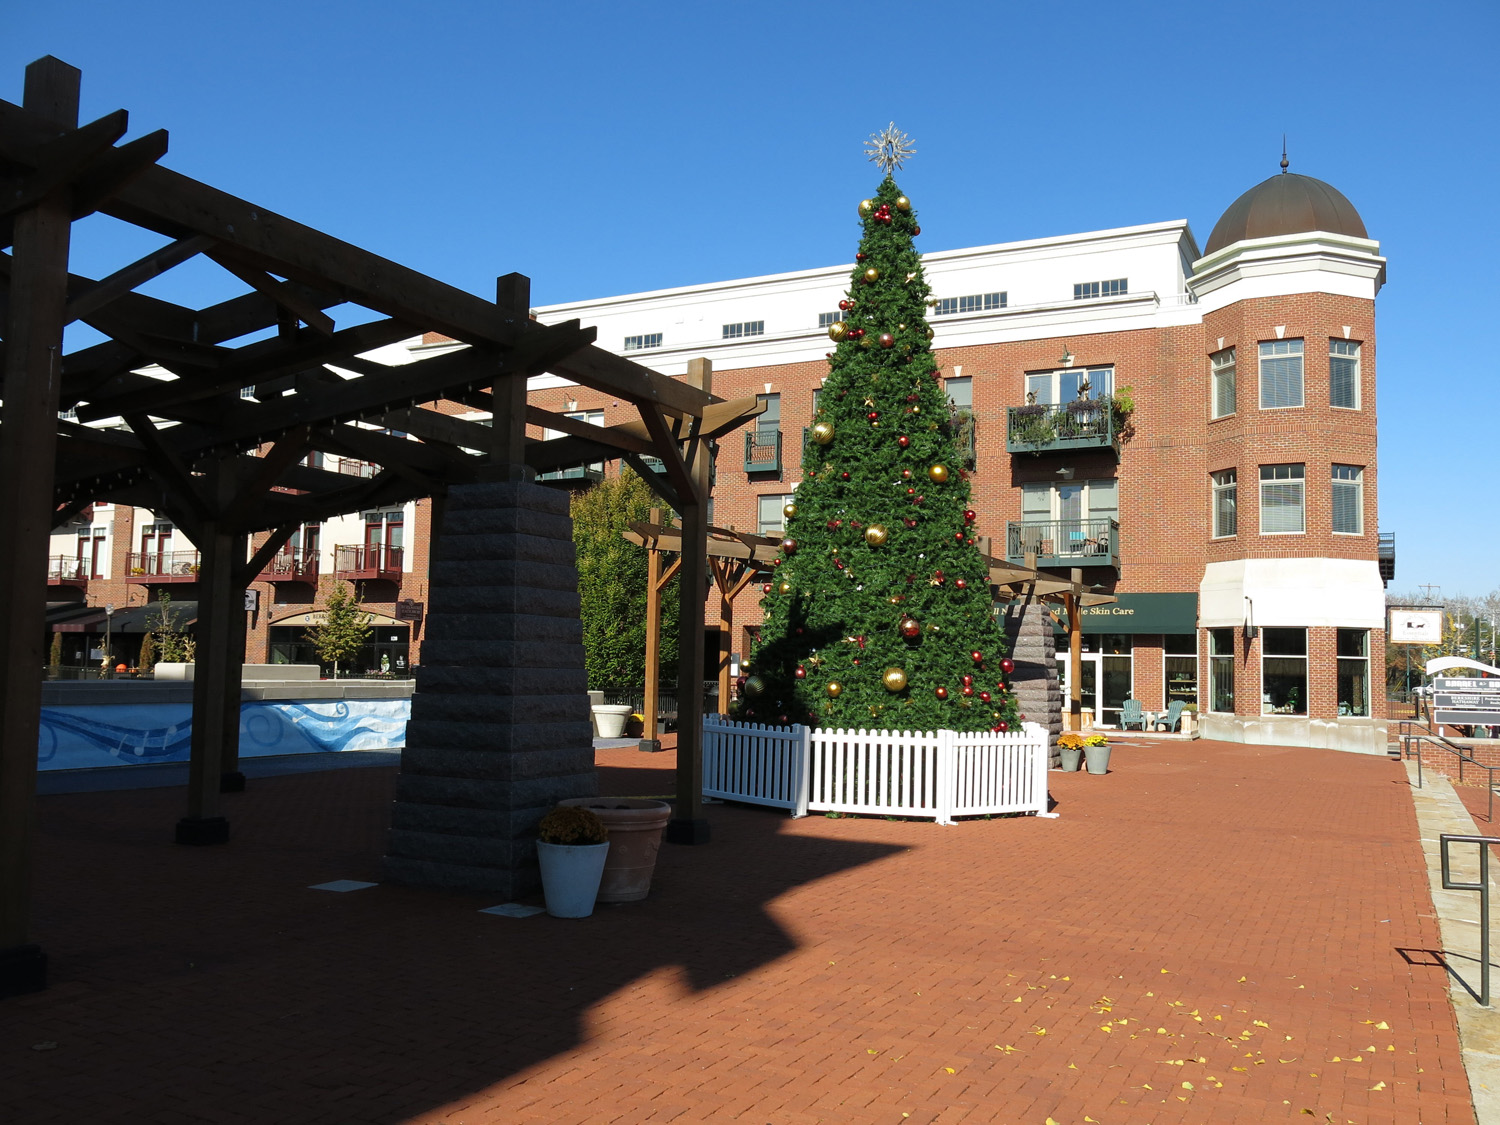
[702,717,1052,825]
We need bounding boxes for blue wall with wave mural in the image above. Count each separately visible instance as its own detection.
[38,699,409,771]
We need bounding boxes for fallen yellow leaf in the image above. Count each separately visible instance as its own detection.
[1376,1020,1389,1030]
[1238,976,1247,982]
[1232,1066,1248,1072]
[1371,1081,1386,1091]
[1161,968,1173,973]
[1253,1020,1270,1028]
[867,1048,879,1054]
[1099,1025,1113,1033]
[943,1066,956,1074]
[1182,1081,1194,1090]
[1033,1027,1048,1036]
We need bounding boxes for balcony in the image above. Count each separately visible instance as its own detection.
[333,543,403,582]
[744,428,782,474]
[536,465,605,489]
[1379,531,1395,586]
[330,456,378,478]
[126,549,201,583]
[258,547,319,583]
[1006,402,1119,456]
[47,556,90,588]
[1006,519,1120,571]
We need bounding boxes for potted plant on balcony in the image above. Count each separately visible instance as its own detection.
[536,804,610,918]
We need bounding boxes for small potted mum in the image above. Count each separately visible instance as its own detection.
[536,805,610,918]
[1082,732,1112,774]
[1057,731,1087,772]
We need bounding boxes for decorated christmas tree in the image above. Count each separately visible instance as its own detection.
[741,126,1020,733]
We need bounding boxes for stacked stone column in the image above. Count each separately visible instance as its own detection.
[384,481,595,897]
[1001,602,1062,767]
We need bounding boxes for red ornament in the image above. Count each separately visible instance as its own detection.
[899,616,921,639]
[879,333,895,348]
[996,720,1009,732]
[935,686,948,700]
[906,393,918,402]
[954,531,965,542]
[778,714,788,724]
[1001,658,1015,674]
[979,691,992,703]
[834,560,845,570]
[856,252,867,260]
[962,674,973,687]
[914,495,924,504]
[898,434,910,448]
[962,686,974,697]
[904,518,917,527]
[867,411,879,422]
[827,520,838,530]
[964,510,976,523]
[795,665,807,679]
[781,538,797,554]
[762,583,772,593]
[906,487,916,495]
[913,226,921,235]
[838,299,851,311]
[902,469,912,479]
[955,578,967,590]
[971,650,984,664]
[841,471,850,480]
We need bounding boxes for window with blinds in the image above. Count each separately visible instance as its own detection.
[1210,347,1236,418]
[1330,339,1360,408]
[1332,464,1363,534]
[1258,339,1304,409]
[1259,464,1305,534]
[1211,469,1237,537]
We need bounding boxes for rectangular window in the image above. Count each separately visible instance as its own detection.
[944,376,973,411]
[1259,464,1305,534]
[623,333,662,351]
[1332,465,1363,534]
[1211,347,1236,418]
[1164,633,1198,708]
[1209,628,1235,713]
[1337,629,1370,716]
[758,494,792,536]
[1073,278,1127,300]
[1211,469,1237,538]
[934,292,1006,316]
[1258,339,1304,409]
[722,320,765,340]
[1024,365,1114,405]
[755,393,780,437]
[1330,339,1360,408]
[1261,627,1308,715]
[817,311,845,328]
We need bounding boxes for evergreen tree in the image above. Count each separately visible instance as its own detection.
[572,469,680,690]
[137,629,156,672]
[744,169,1020,734]
[307,582,372,677]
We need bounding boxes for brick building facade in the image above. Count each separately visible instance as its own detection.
[47,165,1389,750]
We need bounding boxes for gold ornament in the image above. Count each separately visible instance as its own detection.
[777,581,792,595]
[826,681,843,698]
[743,675,766,697]
[858,199,874,217]
[928,463,950,484]
[863,267,880,284]
[882,667,908,692]
[783,502,798,519]
[864,524,889,547]
[924,326,935,340]
[811,421,835,445]
[828,321,848,341]
[897,323,906,331]
[895,195,911,212]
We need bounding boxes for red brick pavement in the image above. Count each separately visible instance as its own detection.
[0,738,1473,1124]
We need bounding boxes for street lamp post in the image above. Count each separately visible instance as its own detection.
[102,603,115,677]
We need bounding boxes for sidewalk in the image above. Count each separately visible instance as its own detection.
[0,737,1476,1124]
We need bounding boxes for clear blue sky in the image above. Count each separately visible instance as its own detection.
[9,1,1498,598]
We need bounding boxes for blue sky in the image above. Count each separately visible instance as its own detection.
[9,1,1498,597]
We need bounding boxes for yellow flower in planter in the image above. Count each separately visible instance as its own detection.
[1057,732,1088,750]
[1084,734,1110,747]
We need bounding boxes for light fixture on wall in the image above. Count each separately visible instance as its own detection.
[1059,343,1075,368]
[1055,467,1075,480]
[1243,596,1258,641]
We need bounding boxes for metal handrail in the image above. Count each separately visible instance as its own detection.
[1405,727,1498,822]
[1440,833,1500,1006]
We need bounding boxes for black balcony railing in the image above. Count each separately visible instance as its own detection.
[1379,532,1396,585]
[1006,401,1118,455]
[744,428,782,473]
[1006,519,1120,569]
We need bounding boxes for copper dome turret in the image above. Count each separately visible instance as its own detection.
[1204,171,1367,255]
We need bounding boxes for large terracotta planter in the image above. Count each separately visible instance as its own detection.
[560,797,671,902]
[536,840,610,918]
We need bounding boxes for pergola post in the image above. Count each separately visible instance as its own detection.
[641,507,664,750]
[666,359,711,845]
[0,57,79,997]
[1068,568,1084,731]
[218,533,250,793]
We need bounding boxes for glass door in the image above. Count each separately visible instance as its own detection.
[1057,651,1133,728]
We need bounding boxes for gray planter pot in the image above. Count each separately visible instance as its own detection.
[1058,745,1083,772]
[1085,744,1112,775]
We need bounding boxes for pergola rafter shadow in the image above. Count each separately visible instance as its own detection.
[0,56,762,997]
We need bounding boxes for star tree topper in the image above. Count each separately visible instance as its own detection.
[865,122,916,174]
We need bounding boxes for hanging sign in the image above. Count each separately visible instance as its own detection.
[1390,608,1443,644]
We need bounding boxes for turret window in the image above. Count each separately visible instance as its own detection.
[1330,340,1360,409]
[1259,339,1304,409]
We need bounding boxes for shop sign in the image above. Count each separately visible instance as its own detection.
[1078,592,1197,634]
[1390,608,1443,644]
[1433,677,1500,726]
[395,599,424,623]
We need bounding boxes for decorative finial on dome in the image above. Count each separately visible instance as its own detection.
[1281,135,1289,173]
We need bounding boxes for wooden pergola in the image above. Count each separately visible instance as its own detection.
[0,56,759,996]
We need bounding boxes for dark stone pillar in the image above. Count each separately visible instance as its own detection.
[1002,602,1062,767]
[383,481,595,897]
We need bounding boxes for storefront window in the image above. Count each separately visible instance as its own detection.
[1337,629,1370,716]
[1209,628,1235,713]
[1262,627,1308,715]
[1163,633,1198,707]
